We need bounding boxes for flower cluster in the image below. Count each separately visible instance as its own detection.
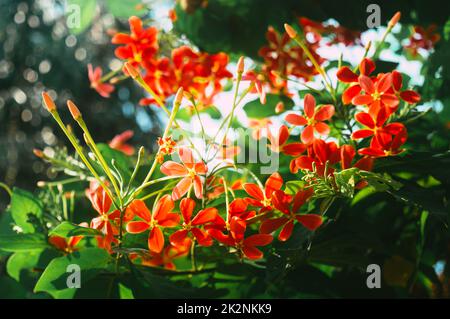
[89,16,233,108]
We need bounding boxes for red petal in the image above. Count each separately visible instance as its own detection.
[180,198,195,223]
[314,105,335,121]
[355,112,375,128]
[352,94,374,106]
[193,175,203,199]
[169,229,189,247]
[301,125,315,144]
[380,94,399,107]
[282,143,306,156]
[244,234,273,247]
[191,228,213,246]
[260,217,289,234]
[160,161,188,176]
[242,246,264,260]
[292,188,314,213]
[172,177,192,201]
[336,66,358,83]
[295,156,314,171]
[149,227,165,253]
[351,129,374,139]
[127,199,151,222]
[153,194,174,221]
[265,172,283,199]
[179,147,194,166]
[340,144,356,169]
[192,207,218,225]
[376,73,393,93]
[314,122,330,136]
[159,213,180,227]
[400,90,421,104]
[342,85,361,105]
[243,183,264,201]
[126,221,150,234]
[285,114,307,126]
[359,58,375,76]
[303,93,316,118]
[296,214,323,230]
[230,216,246,241]
[279,220,294,241]
[359,75,375,94]
[229,198,248,214]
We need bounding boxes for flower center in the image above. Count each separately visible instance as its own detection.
[262,197,272,207]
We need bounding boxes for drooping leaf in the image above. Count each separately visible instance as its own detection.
[10,188,43,233]
[49,221,102,238]
[0,234,49,252]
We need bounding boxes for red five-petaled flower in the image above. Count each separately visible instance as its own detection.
[285,93,335,144]
[268,125,306,156]
[160,147,208,201]
[243,172,283,212]
[208,216,273,260]
[260,189,323,241]
[336,58,375,104]
[169,198,217,248]
[88,64,115,98]
[126,195,180,253]
[351,109,405,141]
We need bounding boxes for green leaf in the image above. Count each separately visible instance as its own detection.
[104,0,145,18]
[7,250,44,281]
[0,234,49,252]
[49,221,102,238]
[243,94,294,119]
[284,180,304,195]
[34,248,111,299]
[10,188,43,233]
[334,168,358,198]
[66,0,97,34]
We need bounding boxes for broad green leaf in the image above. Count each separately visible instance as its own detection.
[66,0,97,34]
[7,250,44,281]
[118,282,135,299]
[243,94,294,119]
[34,248,111,299]
[284,180,304,195]
[104,0,145,18]
[10,188,43,233]
[0,234,49,252]
[49,221,102,238]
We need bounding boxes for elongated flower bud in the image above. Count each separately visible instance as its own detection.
[388,11,401,28]
[174,87,184,106]
[33,148,44,158]
[124,62,140,79]
[42,91,56,112]
[284,23,297,39]
[67,100,81,120]
[237,56,245,74]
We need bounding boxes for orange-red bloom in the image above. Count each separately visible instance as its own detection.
[109,130,135,155]
[285,93,335,144]
[268,125,307,156]
[88,64,115,98]
[126,195,180,253]
[161,147,207,200]
[243,172,283,212]
[48,222,88,253]
[260,189,323,241]
[169,198,217,248]
[129,244,189,270]
[208,216,273,260]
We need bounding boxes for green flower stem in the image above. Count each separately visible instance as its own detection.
[49,111,118,209]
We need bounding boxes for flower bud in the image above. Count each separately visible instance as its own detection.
[124,62,140,79]
[237,56,245,74]
[284,23,297,39]
[388,11,401,28]
[42,91,56,112]
[33,149,44,158]
[67,100,81,120]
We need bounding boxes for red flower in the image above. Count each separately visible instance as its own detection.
[88,185,120,251]
[243,172,283,212]
[125,195,180,253]
[404,25,440,57]
[351,110,405,142]
[160,147,208,200]
[169,198,218,248]
[359,128,408,158]
[285,93,335,144]
[352,73,399,116]
[292,139,340,175]
[129,244,189,270]
[88,64,115,98]
[260,189,323,241]
[48,222,88,253]
[267,124,307,156]
[156,136,177,163]
[391,71,421,104]
[208,216,273,260]
[109,130,135,155]
[112,16,158,65]
[336,58,375,104]
[242,70,267,104]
